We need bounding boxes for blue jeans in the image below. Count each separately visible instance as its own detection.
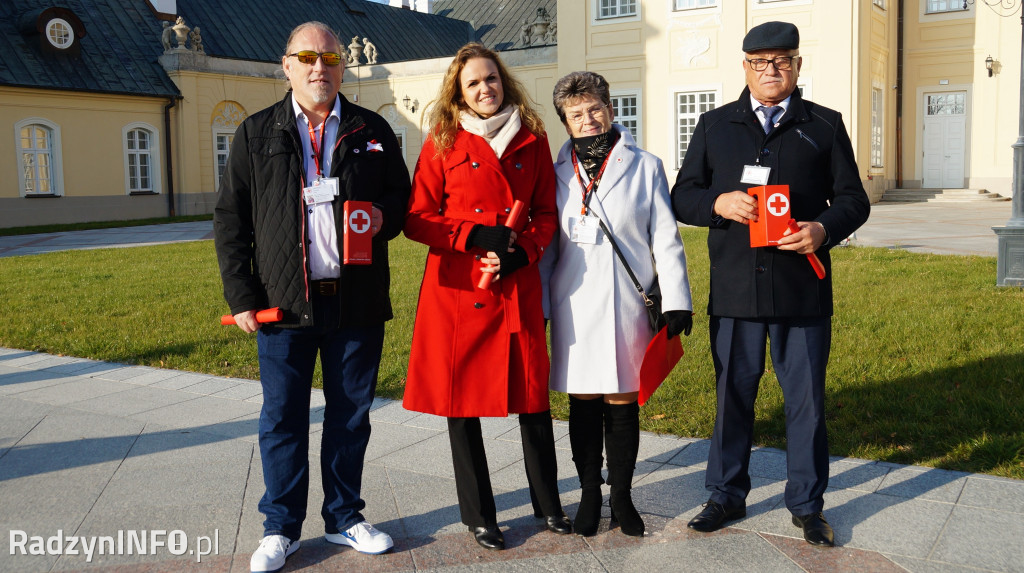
[256,308,384,541]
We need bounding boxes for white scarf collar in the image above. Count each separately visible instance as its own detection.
[459,105,521,159]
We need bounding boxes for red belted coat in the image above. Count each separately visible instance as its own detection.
[403,125,558,418]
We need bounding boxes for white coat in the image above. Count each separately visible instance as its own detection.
[540,125,693,394]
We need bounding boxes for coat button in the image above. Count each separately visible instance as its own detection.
[475,208,483,213]
[762,148,770,157]
[472,162,480,168]
[515,163,522,169]
[755,265,766,273]
[475,254,482,260]
[354,148,360,153]
[505,207,511,213]
[474,302,484,309]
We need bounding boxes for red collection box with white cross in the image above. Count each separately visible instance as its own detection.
[747,184,791,248]
[343,200,373,265]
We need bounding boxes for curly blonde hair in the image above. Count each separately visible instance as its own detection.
[427,43,545,153]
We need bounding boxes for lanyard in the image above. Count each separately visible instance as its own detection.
[306,119,326,179]
[570,149,613,216]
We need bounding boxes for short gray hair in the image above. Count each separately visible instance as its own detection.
[552,71,611,124]
[283,21,342,56]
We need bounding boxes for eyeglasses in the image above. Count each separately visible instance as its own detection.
[566,104,607,125]
[745,56,797,72]
[287,51,343,66]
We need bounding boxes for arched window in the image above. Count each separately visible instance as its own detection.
[122,123,161,194]
[15,118,64,197]
[211,101,247,191]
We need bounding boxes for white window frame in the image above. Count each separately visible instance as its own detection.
[45,18,74,49]
[925,0,966,14]
[797,78,812,101]
[674,0,717,11]
[594,0,640,24]
[606,90,638,146]
[871,87,884,168]
[673,87,720,171]
[752,0,813,8]
[213,127,235,191]
[392,127,408,164]
[15,117,64,197]
[122,122,161,195]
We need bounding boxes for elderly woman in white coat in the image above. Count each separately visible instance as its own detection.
[540,71,693,537]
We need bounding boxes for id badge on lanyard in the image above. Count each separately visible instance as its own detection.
[571,149,612,244]
[741,165,771,185]
[303,177,339,205]
[302,119,339,204]
[571,215,601,244]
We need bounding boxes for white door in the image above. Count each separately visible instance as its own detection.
[922,92,966,189]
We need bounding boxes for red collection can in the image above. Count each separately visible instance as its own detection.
[747,184,791,248]
[343,200,373,265]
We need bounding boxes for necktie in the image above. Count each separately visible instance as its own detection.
[758,105,781,134]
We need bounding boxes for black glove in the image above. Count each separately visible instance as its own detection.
[496,245,529,278]
[665,310,693,339]
[467,224,512,253]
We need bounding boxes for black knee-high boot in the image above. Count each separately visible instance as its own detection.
[605,401,644,536]
[569,396,605,536]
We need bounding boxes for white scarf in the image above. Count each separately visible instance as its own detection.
[459,105,521,159]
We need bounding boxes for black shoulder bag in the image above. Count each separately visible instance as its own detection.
[590,214,665,332]
[577,149,665,332]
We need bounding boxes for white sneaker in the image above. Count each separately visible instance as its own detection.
[325,521,394,554]
[250,535,299,572]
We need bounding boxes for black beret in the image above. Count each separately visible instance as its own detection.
[742,21,799,52]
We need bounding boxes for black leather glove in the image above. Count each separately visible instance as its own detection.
[467,224,512,253]
[497,245,529,278]
[665,310,693,339]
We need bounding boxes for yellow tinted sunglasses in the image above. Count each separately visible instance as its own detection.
[287,50,343,66]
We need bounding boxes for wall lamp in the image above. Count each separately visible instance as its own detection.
[986,55,994,77]
[403,95,419,113]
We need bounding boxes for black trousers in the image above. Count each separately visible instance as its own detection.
[706,316,831,516]
[447,412,562,528]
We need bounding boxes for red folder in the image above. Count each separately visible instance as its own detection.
[638,326,685,406]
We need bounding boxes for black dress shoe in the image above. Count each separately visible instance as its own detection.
[792,512,834,547]
[687,500,746,532]
[470,525,505,550]
[543,512,573,535]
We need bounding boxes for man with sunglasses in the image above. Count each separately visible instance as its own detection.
[214,21,410,572]
[671,21,869,547]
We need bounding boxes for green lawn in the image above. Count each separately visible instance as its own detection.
[0,229,1021,479]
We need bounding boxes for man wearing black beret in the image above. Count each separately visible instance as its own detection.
[671,21,869,547]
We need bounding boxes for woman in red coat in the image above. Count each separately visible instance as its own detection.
[403,43,570,550]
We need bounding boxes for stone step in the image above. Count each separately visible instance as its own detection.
[880,188,1010,203]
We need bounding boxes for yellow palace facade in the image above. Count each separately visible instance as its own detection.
[1,0,1018,227]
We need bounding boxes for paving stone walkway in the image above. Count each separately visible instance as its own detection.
[2,348,1022,572]
[1,202,1020,571]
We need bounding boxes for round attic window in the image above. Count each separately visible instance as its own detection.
[46,18,74,49]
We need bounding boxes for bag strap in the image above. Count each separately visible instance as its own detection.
[585,194,656,310]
